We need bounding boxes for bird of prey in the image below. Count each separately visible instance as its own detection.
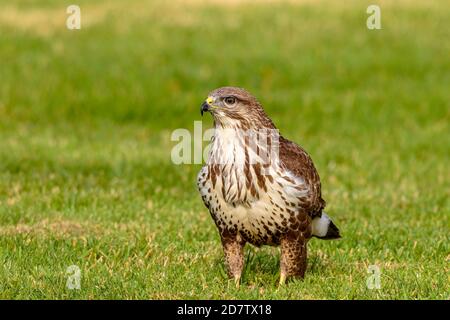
[197,87,340,286]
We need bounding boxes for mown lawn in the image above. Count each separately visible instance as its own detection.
[0,0,448,299]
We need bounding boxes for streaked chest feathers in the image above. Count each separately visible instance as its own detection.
[197,128,310,245]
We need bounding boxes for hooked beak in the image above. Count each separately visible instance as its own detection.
[200,101,210,116]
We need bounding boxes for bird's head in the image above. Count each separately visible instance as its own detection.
[201,87,275,130]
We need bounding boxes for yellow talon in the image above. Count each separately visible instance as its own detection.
[279,274,286,286]
[234,275,241,288]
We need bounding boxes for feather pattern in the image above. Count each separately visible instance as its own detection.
[196,87,340,283]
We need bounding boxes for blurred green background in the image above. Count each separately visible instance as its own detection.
[0,0,448,299]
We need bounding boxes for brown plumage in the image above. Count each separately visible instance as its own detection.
[197,87,340,286]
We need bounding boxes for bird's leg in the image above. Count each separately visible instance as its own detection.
[221,235,245,288]
[279,235,307,285]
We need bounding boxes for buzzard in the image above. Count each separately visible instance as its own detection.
[197,87,340,286]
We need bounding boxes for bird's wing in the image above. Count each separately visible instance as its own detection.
[278,136,325,218]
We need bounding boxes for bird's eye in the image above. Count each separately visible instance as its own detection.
[224,96,236,105]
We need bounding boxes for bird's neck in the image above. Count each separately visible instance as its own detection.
[207,126,281,168]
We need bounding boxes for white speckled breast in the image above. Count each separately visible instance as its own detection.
[197,128,310,245]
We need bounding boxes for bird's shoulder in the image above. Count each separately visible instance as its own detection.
[278,136,325,215]
[279,136,317,180]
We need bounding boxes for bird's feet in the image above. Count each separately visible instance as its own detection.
[234,274,241,288]
[279,273,287,286]
[221,235,245,289]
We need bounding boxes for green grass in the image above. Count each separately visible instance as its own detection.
[0,0,449,299]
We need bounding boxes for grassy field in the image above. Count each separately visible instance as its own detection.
[0,0,448,299]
